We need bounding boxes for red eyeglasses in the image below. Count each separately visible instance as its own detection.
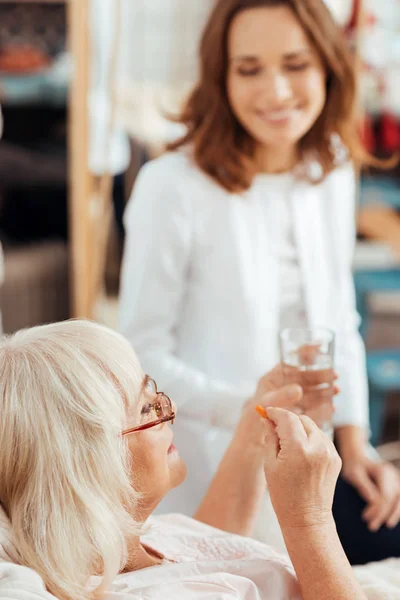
[122,377,175,435]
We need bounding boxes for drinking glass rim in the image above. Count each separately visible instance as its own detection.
[279,326,335,342]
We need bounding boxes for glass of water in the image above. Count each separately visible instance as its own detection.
[279,327,335,436]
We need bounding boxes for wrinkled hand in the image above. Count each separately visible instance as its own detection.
[342,456,400,531]
[263,407,342,530]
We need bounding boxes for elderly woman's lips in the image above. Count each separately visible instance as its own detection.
[168,443,177,454]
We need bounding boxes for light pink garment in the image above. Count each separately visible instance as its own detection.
[101,514,302,600]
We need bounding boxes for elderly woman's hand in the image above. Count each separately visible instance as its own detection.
[263,408,342,531]
[235,372,303,452]
[196,381,304,536]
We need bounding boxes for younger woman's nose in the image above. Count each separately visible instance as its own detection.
[266,73,293,104]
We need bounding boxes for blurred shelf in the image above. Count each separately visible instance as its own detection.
[360,177,400,210]
[354,241,400,316]
[354,241,400,270]
[0,53,71,107]
[0,1,67,3]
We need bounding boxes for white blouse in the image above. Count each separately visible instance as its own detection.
[119,151,369,519]
[0,508,398,600]
[0,510,397,600]
[254,173,307,330]
[102,514,301,600]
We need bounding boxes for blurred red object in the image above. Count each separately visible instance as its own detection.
[345,0,377,34]
[360,114,376,154]
[380,112,400,153]
[0,45,51,74]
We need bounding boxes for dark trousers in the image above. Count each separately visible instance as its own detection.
[333,476,400,565]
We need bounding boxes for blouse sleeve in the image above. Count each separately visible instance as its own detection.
[332,165,369,431]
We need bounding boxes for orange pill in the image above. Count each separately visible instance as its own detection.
[256,405,268,419]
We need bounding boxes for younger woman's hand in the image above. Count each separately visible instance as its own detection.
[263,408,342,531]
[256,363,339,431]
[235,382,303,453]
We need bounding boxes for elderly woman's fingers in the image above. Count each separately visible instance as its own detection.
[265,406,309,446]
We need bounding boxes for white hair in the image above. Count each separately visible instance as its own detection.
[0,319,144,600]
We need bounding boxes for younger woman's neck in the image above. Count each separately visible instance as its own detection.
[256,145,300,174]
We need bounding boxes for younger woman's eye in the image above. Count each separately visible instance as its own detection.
[286,63,310,72]
[237,67,262,77]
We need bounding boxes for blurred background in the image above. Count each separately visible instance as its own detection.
[0,0,399,451]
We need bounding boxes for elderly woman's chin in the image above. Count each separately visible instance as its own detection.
[168,445,188,490]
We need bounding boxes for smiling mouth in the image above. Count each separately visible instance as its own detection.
[256,108,300,124]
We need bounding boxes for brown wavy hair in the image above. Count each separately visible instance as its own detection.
[167,0,378,192]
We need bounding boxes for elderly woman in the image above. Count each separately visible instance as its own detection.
[0,320,369,600]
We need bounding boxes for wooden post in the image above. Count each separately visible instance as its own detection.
[353,0,365,207]
[67,0,96,318]
[354,0,365,81]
